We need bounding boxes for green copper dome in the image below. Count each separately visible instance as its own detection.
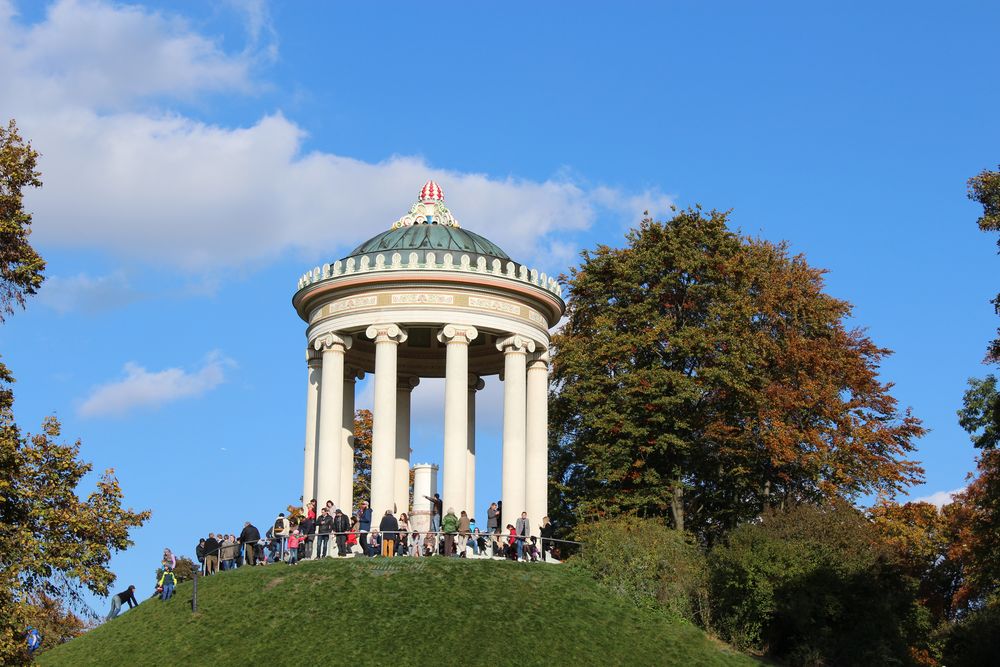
[343,224,512,264]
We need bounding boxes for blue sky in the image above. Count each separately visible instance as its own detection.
[1,0,997,615]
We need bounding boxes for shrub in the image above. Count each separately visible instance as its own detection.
[939,604,1000,667]
[571,516,709,625]
[709,501,929,666]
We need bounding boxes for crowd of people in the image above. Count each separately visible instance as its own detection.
[106,497,560,621]
[192,496,560,572]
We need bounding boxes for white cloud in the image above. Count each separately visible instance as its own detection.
[910,487,965,509]
[37,271,142,314]
[78,351,235,417]
[1,0,670,277]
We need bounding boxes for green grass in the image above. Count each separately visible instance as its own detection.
[38,558,758,666]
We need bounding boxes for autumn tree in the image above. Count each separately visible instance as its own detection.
[0,119,150,664]
[967,166,1000,362]
[353,408,373,503]
[550,208,924,540]
[0,119,45,321]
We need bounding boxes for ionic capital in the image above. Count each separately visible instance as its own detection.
[398,376,421,392]
[313,332,352,353]
[437,324,478,345]
[365,323,408,344]
[496,334,536,355]
[468,373,486,392]
[306,348,322,367]
[527,349,551,371]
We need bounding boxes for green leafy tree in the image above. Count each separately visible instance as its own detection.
[958,375,999,451]
[0,119,150,665]
[550,208,924,540]
[709,502,930,665]
[0,119,45,321]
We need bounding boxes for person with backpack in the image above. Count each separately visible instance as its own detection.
[273,512,290,556]
[25,626,42,654]
[441,508,459,557]
[158,568,177,600]
[106,584,138,620]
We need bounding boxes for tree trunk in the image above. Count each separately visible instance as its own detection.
[670,483,685,532]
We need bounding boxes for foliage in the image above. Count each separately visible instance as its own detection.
[709,502,929,666]
[870,499,962,624]
[550,208,924,541]
[958,375,999,450]
[946,450,1000,610]
[939,603,1000,667]
[571,515,709,624]
[0,119,45,321]
[967,166,1000,362]
[21,594,88,656]
[0,408,151,664]
[353,408,372,503]
[36,558,759,666]
[154,557,198,585]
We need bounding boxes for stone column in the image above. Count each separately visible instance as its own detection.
[526,350,549,536]
[313,332,352,509]
[340,368,363,514]
[410,463,439,535]
[467,374,485,521]
[366,324,407,517]
[497,335,534,521]
[302,349,322,506]
[395,376,419,514]
[439,324,478,516]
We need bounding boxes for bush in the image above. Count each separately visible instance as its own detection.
[939,604,1000,667]
[709,502,929,666]
[571,516,709,625]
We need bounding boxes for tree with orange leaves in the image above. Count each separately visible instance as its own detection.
[550,207,925,541]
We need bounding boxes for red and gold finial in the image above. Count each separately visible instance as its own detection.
[419,180,444,202]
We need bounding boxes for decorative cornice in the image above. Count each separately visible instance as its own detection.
[365,323,408,344]
[313,332,352,352]
[437,324,479,345]
[496,334,536,354]
[295,250,563,299]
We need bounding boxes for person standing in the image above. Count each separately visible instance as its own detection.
[398,513,410,556]
[158,569,177,600]
[106,585,138,620]
[424,493,443,533]
[273,512,290,556]
[162,548,176,571]
[316,508,333,558]
[203,533,220,575]
[220,535,237,570]
[239,522,260,566]
[539,516,555,561]
[487,502,500,556]
[457,511,471,557]
[379,510,399,557]
[441,508,459,557]
[515,512,530,561]
[357,501,373,557]
[333,508,350,557]
[195,538,206,574]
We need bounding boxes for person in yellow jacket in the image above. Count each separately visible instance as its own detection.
[157,568,177,601]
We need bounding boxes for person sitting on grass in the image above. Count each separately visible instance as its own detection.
[368,528,381,556]
[282,549,294,565]
[525,536,540,562]
[158,568,177,600]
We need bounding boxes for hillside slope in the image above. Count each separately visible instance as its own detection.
[39,558,757,666]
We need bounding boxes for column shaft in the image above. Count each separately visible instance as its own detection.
[395,378,418,514]
[440,325,477,515]
[498,335,534,521]
[467,375,484,522]
[315,333,350,509]
[526,353,549,536]
[340,372,358,514]
[367,324,406,517]
[302,352,322,506]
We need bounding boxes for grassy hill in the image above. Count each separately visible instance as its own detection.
[38,558,758,666]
